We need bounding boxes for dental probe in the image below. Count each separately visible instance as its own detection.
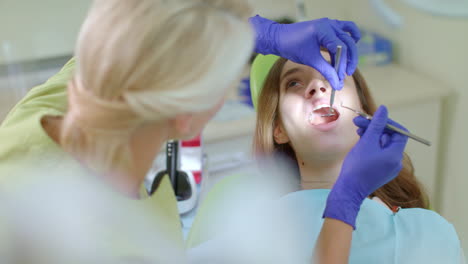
[340,103,431,146]
[323,45,342,117]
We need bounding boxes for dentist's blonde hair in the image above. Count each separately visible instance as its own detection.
[60,0,254,174]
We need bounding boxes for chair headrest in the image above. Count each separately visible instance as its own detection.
[249,54,280,110]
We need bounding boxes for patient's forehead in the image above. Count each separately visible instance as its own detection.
[280,50,357,92]
[281,50,332,77]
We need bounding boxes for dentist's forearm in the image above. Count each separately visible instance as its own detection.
[313,218,352,264]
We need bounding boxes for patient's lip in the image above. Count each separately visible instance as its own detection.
[311,118,339,132]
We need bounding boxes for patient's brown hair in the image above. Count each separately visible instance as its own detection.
[253,57,429,209]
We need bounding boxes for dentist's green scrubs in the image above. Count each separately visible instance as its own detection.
[0,59,185,262]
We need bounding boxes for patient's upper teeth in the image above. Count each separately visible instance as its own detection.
[313,104,330,111]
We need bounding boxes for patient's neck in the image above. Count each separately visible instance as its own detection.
[297,157,343,190]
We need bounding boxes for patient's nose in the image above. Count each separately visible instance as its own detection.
[305,80,328,99]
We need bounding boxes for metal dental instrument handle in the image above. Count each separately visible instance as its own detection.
[327,45,343,116]
[341,104,432,147]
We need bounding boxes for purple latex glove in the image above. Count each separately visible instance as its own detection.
[354,115,408,148]
[323,106,409,229]
[249,15,361,91]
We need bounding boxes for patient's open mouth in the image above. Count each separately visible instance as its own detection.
[308,104,340,126]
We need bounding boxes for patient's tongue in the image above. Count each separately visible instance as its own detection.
[309,108,338,125]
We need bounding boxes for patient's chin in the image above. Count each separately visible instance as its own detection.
[298,143,347,164]
[290,130,357,164]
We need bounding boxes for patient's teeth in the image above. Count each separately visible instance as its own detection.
[313,104,331,111]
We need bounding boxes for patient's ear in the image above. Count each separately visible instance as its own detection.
[273,121,289,144]
[171,114,194,139]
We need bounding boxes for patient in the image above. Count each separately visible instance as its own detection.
[186,50,465,263]
[254,53,425,209]
[251,52,464,263]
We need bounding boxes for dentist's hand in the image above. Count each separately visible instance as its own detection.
[249,15,361,91]
[323,106,409,229]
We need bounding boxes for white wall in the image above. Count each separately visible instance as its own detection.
[304,0,347,20]
[0,0,297,64]
[306,0,468,253]
[347,0,468,253]
[249,0,347,21]
[248,0,298,20]
[0,0,92,64]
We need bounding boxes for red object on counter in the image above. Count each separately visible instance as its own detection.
[181,135,201,147]
[180,134,203,185]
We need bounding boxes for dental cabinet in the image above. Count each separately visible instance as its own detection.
[201,63,450,210]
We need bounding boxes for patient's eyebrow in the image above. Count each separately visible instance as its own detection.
[280,67,303,81]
